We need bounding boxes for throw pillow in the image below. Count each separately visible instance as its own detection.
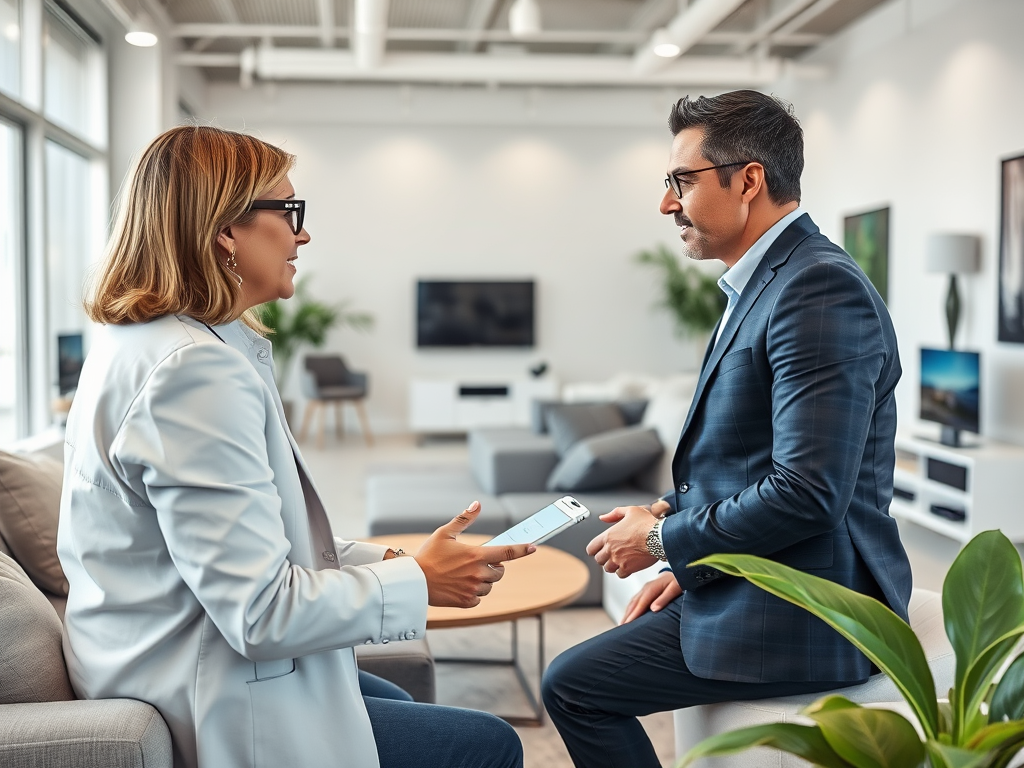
[546,426,664,492]
[0,450,69,595]
[545,403,626,456]
[0,552,75,704]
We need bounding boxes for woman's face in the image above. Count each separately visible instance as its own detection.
[219,176,310,310]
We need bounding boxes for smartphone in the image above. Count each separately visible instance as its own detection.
[484,496,591,547]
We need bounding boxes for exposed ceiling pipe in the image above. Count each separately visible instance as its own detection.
[174,46,819,87]
[353,0,389,70]
[457,0,501,54]
[729,0,822,55]
[634,0,749,75]
[316,0,334,47]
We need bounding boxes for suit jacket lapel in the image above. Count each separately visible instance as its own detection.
[674,214,819,459]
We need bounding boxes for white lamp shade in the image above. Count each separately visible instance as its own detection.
[926,233,980,274]
[124,11,158,47]
[509,0,541,38]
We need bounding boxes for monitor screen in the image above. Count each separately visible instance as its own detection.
[920,348,980,434]
[58,333,84,395]
[416,280,535,347]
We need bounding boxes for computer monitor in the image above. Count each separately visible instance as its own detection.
[919,347,980,447]
[57,333,84,396]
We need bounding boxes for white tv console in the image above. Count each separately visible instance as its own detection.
[409,378,559,434]
[889,433,1024,544]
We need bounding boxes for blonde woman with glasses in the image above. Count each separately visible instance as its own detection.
[57,125,530,768]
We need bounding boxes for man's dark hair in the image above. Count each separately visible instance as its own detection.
[668,90,803,205]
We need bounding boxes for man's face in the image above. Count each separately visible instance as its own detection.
[659,127,748,264]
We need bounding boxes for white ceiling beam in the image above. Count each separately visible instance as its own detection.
[316,0,335,47]
[176,46,828,87]
[458,0,501,53]
[353,0,389,69]
[209,0,241,24]
[774,0,844,36]
[728,0,821,54]
[633,0,749,75]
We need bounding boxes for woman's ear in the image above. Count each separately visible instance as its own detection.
[215,227,235,257]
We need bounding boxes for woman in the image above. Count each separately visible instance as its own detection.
[57,125,531,768]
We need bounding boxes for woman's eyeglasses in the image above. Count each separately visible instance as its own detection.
[246,199,306,235]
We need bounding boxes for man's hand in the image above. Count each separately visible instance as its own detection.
[585,504,659,578]
[415,501,535,609]
[620,571,682,625]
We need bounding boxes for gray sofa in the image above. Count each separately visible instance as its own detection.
[0,431,435,768]
[367,398,689,606]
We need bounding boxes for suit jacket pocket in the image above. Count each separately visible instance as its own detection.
[718,347,753,374]
[771,535,834,570]
[251,658,296,681]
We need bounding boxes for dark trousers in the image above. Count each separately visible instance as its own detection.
[541,598,864,768]
[359,671,523,768]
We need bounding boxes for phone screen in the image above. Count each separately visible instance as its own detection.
[485,503,572,547]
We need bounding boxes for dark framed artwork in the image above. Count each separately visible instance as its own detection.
[844,206,890,303]
[998,153,1024,343]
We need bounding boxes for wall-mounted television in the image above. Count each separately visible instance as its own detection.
[416,280,535,348]
[920,347,980,447]
[57,333,84,396]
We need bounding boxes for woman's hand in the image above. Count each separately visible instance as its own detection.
[620,571,682,624]
[415,501,535,609]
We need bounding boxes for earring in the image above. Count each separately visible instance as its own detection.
[225,246,242,288]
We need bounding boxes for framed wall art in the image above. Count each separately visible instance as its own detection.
[998,153,1024,343]
[844,206,890,303]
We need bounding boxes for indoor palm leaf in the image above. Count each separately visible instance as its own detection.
[635,244,727,336]
[678,530,1024,768]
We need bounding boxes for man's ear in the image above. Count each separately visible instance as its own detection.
[738,163,766,203]
[215,227,235,256]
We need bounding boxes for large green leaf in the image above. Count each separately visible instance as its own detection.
[925,741,991,768]
[958,629,1024,743]
[802,695,925,768]
[676,722,853,768]
[695,553,939,739]
[943,531,1024,743]
[967,720,1024,752]
[989,653,1024,724]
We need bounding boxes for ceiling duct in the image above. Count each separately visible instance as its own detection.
[634,0,749,75]
[353,0,389,69]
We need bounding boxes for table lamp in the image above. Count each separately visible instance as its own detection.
[926,233,980,349]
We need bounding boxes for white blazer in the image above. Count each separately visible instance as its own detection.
[57,315,428,768]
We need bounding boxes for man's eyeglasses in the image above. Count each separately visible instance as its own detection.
[664,161,752,198]
[246,199,306,235]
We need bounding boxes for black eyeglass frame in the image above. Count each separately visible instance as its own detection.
[246,199,306,235]
[664,161,753,198]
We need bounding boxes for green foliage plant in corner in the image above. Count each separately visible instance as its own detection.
[257,275,373,390]
[679,530,1024,768]
[635,244,727,337]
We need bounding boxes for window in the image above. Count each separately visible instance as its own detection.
[0,119,23,443]
[0,0,19,98]
[43,8,90,135]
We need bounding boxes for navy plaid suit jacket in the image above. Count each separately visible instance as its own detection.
[660,213,913,685]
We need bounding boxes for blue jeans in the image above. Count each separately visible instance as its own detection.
[359,671,523,768]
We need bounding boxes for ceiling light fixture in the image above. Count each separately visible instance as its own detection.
[508,0,541,39]
[124,11,158,47]
[652,28,681,58]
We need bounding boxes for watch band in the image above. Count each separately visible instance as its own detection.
[645,519,667,562]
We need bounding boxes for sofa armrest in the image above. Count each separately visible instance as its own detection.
[469,429,558,495]
[0,699,172,768]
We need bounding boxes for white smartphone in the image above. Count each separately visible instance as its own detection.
[484,496,591,547]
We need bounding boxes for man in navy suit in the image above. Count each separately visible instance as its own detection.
[541,90,913,768]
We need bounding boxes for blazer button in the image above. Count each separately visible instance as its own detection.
[322,551,336,563]
[364,639,372,645]
[408,630,416,638]
[381,638,389,644]
[679,483,690,493]
[256,348,269,360]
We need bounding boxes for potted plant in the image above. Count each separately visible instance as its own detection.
[257,276,373,423]
[635,244,727,338]
[679,530,1024,768]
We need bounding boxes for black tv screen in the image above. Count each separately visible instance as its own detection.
[417,281,535,348]
[58,333,84,395]
[920,348,980,434]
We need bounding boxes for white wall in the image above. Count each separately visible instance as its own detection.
[776,0,1024,445]
[202,84,718,432]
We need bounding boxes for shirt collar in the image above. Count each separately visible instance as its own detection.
[719,206,805,298]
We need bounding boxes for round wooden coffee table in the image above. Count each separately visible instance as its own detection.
[365,533,590,725]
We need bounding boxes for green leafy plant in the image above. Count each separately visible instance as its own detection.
[256,276,373,389]
[679,530,1024,768]
[635,244,727,337]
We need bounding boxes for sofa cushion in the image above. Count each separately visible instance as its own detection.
[468,429,558,495]
[0,450,68,596]
[546,426,664,492]
[366,468,507,536]
[0,552,74,704]
[545,403,626,456]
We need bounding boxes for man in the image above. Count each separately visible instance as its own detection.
[541,90,912,768]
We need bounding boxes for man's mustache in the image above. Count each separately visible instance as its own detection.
[674,213,692,227]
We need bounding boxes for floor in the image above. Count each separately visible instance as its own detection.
[298,428,678,768]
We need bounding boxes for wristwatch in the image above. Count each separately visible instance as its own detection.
[645,519,667,562]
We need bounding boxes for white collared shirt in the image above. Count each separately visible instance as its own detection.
[714,206,805,345]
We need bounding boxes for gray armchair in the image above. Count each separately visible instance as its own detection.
[298,355,373,448]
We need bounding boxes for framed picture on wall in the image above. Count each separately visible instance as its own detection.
[844,206,890,303]
[998,153,1024,343]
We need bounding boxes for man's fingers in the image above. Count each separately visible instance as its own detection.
[585,533,605,557]
[439,500,481,537]
[599,508,626,524]
[478,542,535,564]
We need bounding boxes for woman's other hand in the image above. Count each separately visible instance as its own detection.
[415,501,535,608]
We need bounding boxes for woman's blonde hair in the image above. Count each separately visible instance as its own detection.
[86,125,295,329]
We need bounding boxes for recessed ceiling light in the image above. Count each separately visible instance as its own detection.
[652,28,681,58]
[509,0,541,39]
[125,12,157,47]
